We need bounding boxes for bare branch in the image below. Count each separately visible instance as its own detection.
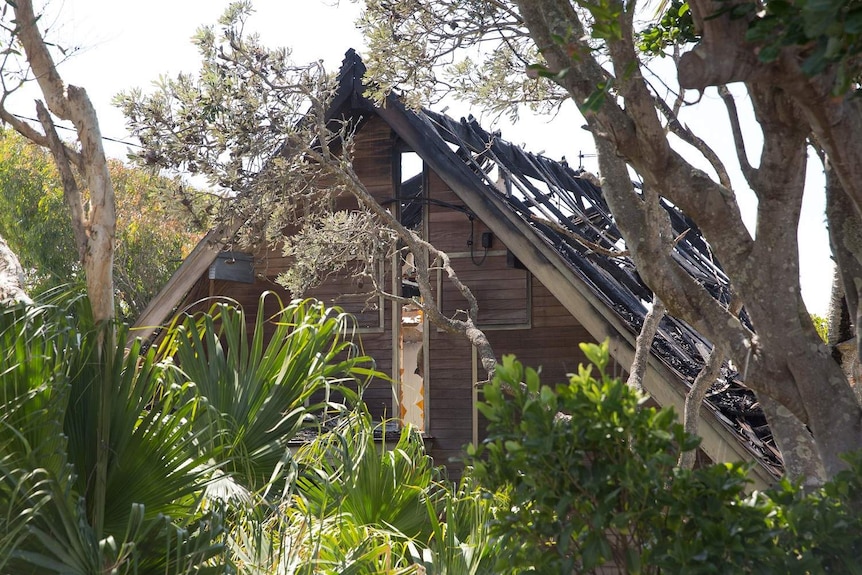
[0,105,86,170]
[626,298,665,394]
[678,299,741,470]
[35,100,87,262]
[678,345,724,469]
[327,156,498,377]
[531,214,630,257]
[718,85,756,186]
[653,93,732,189]
[12,1,71,120]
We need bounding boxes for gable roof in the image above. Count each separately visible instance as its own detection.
[133,49,781,486]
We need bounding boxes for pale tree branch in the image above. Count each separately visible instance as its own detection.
[678,0,761,89]
[593,135,756,388]
[739,84,858,479]
[626,297,665,394]
[522,0,845,455]
[308,147,498,378]
[678,345,723,470]
[653,93,732,189]
[12,1,72,120]
[824,156,862,406]
[539,0,756,284]
[35,100,87,262]
[432,0,862,483]
[718,85,756,186]
[0,97,86,170]
[0,105,48,146]
[678,298,741,470]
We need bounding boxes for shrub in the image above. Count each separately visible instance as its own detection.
[467,341,862,574]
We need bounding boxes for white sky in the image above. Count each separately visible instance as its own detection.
[6,0,834,314]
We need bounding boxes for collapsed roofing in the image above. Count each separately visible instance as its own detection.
[133,49,783,481]
[333,50,782,478]
[427,111,779,474]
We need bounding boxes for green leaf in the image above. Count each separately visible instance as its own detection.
[540,385,557,410]
[579,340,610,373]
[504,440,523,452]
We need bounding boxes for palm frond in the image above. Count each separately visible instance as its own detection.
[295,411,441,545]
[0,297,228,573]
[162,294,377,492]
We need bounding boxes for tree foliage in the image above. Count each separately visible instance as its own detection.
[470,343,862,574]
[119,1,499,378]
[0,129,205,321]
[743,0,862,91]
[0,129,74,290]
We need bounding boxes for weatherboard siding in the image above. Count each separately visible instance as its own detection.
[169,117,594,475]
[425,168,593,474]
[332,116,397,420]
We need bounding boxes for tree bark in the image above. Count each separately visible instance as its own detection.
[626,298,665,394]
[12,0,115,324]
[759,395,827,488]
[679,346,722,470]
[0,235,31,304]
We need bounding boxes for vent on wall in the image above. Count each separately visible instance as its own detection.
[209,252,255,283]
[507,250,527,270]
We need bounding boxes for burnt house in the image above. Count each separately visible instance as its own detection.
[134,50,781,487]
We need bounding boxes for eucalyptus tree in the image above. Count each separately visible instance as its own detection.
[0,128,205,321]
[357,0,862,484]
[0,0,116,324]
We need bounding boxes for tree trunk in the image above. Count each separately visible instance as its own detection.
[8,0,118,539]
[12,0,116,324]
[0,235,31,304]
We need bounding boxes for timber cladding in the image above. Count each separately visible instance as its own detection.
[425,277,594,475]
[138,50,781,487]
[423,166,594,474]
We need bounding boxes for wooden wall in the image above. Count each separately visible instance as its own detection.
[424,170,595,475]
[173,117,398,421]
[333,116,396,419]
[171,115,600,476]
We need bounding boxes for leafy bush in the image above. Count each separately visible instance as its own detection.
[467,341,862,574]
[226,412,500,574]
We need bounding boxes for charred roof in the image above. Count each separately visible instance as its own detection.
[335,49,782,478]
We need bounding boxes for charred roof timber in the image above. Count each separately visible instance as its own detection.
[134,50,784,482]
[335,50,780,477]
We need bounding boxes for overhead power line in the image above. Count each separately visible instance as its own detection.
[10,112,143,148]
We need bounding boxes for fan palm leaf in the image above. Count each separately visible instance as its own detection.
[162,293,376,493]
[294,412,441,546]
[0,295,227,573]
